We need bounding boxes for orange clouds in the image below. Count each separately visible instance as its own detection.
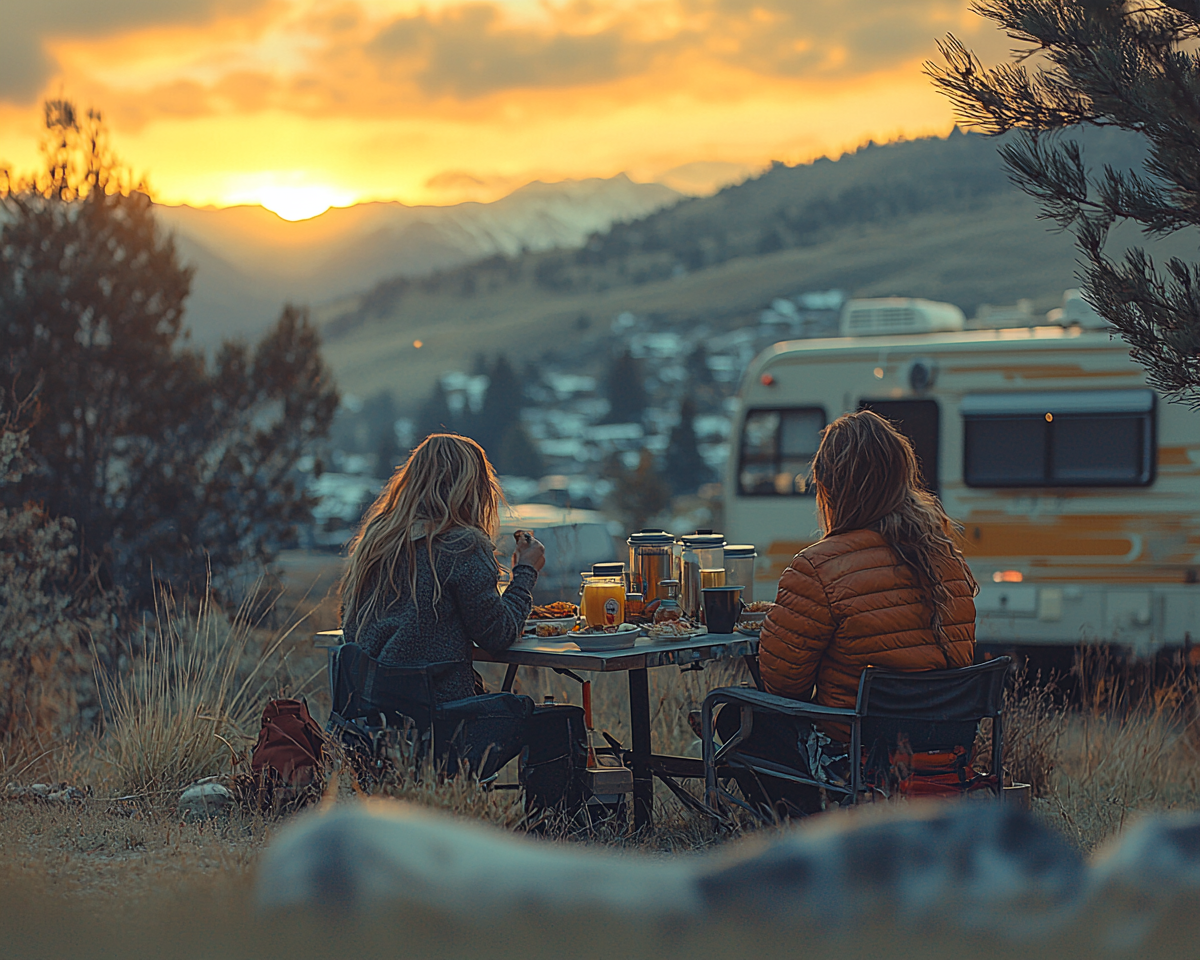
[0,0,1015,209]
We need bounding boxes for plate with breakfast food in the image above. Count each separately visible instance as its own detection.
[524,601,579,635]
[736,600,776,625]
[736,621,763,636]
[573,622,639,651]
[644,621,707,641]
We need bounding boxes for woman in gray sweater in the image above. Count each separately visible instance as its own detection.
[339,433,545,703]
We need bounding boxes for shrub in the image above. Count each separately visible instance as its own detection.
[0,396,116,738]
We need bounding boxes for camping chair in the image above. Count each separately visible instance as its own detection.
[701,657,1011,819]
[327,642,531,783]
[327,642,455,776]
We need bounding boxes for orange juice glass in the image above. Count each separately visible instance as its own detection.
[700,568,726,589]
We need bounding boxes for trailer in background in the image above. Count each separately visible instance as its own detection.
[724,297,1200,657]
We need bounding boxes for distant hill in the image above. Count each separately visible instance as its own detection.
[318,127,1196,405]
[154,174,682,346]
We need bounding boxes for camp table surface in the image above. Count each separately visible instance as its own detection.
[312,629,760,829]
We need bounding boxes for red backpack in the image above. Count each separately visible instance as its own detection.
[250,699,325,801]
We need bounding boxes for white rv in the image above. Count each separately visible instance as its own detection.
[724,296,1200,655]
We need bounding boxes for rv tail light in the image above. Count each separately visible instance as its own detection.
[760,373,775,386]
[992,570,1024,583]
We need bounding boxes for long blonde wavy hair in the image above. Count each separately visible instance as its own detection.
[340,433,503,630]
[811,410,978,660]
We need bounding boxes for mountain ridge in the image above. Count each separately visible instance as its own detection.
[314,127,1196,406]
[157,173,683,345]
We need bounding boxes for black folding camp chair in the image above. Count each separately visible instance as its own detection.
[327,642,531,782]
[701,657,1011,819]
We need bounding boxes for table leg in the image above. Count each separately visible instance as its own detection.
[743,654,764,691]
[628,667,652,830]
[501,664,519,692]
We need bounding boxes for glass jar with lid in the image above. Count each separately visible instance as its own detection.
[580,562,626,627]
[652,579,683,623]
[679,531,725,619]
[627,529,678,606]
[723,545,757,602]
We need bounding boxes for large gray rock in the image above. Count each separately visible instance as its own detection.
[257,800,697,916]
[254,798,1200,957]
[178,779,234,822]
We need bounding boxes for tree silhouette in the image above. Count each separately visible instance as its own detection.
[414,380,455,443]
[608,451,672,532]
[664,397,712,494]
[473,354,521,452]
[929,2,1200,404]
[359,391,400,476]
[495,422,545,478]
[1,102,338,605]
[605,350,648,423]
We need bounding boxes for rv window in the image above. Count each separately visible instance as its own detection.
[857,399,941,492]
[738,407,825,496]
[962,390,1155,487]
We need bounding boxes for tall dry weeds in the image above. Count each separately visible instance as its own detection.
[94,583,322,797]
[1044,648,1200,851]
[994,662,1067,797]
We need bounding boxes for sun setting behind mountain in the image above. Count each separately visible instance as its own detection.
[0,1,1014,211]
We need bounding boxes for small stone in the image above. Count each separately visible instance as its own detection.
[178,781,234,822]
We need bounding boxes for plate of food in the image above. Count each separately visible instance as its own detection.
[525,601,579,636]
[528,620,577,638]
[737,601,776,625]
[736,621,763,636]
[644,621,707,641]
[573,622,640,651]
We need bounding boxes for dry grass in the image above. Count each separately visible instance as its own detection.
[5,571,1200,900]
[90,585,325,799]
[1038,651,1200,852]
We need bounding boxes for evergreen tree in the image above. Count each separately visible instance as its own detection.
[474,354,521,452]
[414,380,455,443]
[0,102,338,606]
[929,1,1200,404]
[664,397,713,494]
[610,451,672,532]
[687,345,714,386]
[495,422,545,478]
[361,391,400,475]
[605,350,648,423]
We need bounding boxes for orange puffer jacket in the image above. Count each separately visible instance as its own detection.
[758,528,976,735]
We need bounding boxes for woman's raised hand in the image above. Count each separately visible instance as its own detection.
[512,530,546,572]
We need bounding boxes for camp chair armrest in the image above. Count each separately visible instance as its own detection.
[701,686,857,721]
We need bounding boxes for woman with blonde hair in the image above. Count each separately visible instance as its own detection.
[722,409,978,815]
[340,433,544,704]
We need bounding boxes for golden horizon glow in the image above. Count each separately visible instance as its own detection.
[0,1,1011,210]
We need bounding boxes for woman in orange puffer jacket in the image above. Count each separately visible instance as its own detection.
[721,409,978,816]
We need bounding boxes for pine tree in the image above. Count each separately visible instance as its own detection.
[664,397,713,494]
[0,102,338,606]
[605,350,648,423]
[928,1,1200,405]
[474,354,522,452]
[414,380,455,443]
[361,391,400,475]
[609,451,672,532]
[495,422,545,478]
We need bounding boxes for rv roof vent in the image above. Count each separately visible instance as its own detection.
[840,298,965,337]
[1046,289,1112,329]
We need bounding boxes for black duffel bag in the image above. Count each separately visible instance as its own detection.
[520,701,588,816]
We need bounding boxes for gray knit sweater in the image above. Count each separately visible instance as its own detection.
[340,528,537,703]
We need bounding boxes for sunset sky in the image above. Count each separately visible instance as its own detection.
[0,1,1011,219]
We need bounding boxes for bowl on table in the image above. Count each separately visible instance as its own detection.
[737,602,775,624]
[573,623,639,651]
[524,617,578,638]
